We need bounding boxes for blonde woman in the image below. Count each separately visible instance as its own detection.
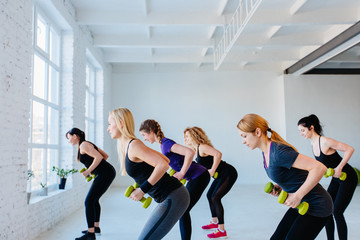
[237,114,333,240]
[184,127,237,239]
[107,108,189,240]
[139,119,210,240]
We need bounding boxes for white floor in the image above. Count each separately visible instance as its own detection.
[36,185,360,240]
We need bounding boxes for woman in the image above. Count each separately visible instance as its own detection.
[108,108,190,240]
[66,128,116,240]
[184,126,238,239]
[298,114,357,240]
[139,119,210,240]
[237,114,333,240]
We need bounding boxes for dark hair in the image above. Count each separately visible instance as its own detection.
[297,114,323,135]
[139,119,165,143]
[66,128,86,161]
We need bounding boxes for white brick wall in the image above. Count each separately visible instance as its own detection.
[0,0,112,239]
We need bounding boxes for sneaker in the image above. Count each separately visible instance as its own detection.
[75,232,96,240]
[82,227,101,235]
[207,229,228,239]
[202,222,219,230]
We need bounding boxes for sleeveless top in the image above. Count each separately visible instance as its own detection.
[78,141,112,175]
[195,145,227,173]
[314,136,356,178]
[125,139,182,203]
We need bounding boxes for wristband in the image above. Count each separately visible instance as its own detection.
[140,180,153,193]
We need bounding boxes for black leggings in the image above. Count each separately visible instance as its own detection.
[85,164,116,228]
[325,171,357,240]
[180,170,210,240]
[207,165,237,224]
[271,208,331,240]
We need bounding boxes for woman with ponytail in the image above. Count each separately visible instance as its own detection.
[298,114,357,240]
[66,128,116,240]
[237,114,333,240]
[139,119,210,240]
[108,109,189,240]
[184,126,238,239]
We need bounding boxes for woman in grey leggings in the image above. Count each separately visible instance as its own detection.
[108,108,190,240]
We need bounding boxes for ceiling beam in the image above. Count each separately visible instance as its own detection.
[285,21,360,75]
[76,10,226,26]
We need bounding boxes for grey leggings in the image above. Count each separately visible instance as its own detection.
[138,186,190,240]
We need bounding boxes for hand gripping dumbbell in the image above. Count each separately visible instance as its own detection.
[264,182,309,215]
[79,168,95,182]
[324,168,347,181]
[124,182,152,209]
[168,168,187,185]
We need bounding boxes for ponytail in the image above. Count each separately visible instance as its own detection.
[139,119,165,143]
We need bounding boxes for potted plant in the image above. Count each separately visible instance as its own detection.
[52,166,78,189]
[39,182,47,196]
[27,170,34,204]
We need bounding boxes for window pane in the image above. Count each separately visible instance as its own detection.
[49,27,60,65]
[87,121,95,143]
[90,70,95,92]
[32,101,45,144]
[31,148,44,191]
[89,94,95,119]
[86,65,90,87]
[33,55,46,99]
[36,15,47,52]
[48,149,58,185]
[85,91,89,118]
[49,66,59,104]
[48,107,59,144]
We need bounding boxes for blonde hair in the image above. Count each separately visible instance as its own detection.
[184,126,213,151]
[110,108,137,176]
[237,113,297,151]
[139,119,165,143]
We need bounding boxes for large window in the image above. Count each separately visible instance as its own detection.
[85,62,97,143]
[29,7,61,193]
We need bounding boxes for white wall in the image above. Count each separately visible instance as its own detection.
[0,0,112,239]
[284,74,360,172]
[110,71,286,185]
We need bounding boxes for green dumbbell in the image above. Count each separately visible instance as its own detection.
[213,172,219,179]
[324,168,347,181]
[353,167,360,185]
[169,168,187,185]
[124,183,152,209]
[79,168,95,182]
[264,182,309,215]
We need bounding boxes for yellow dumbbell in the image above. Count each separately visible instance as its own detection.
[124,182,152,208]
[169,168,187,185]
[324,168,347,181]
[264,182,309,215]
[79,168,95,182]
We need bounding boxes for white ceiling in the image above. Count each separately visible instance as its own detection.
[69,0,360,74]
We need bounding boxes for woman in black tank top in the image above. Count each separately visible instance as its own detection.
[298,114,357,240]
[66,128,116,240]
[108,108,190,240]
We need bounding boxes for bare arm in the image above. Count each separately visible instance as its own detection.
[79,142,104,176]
[170,143,195,180]
[199,144,222,177]
[322,136,354,178]
[97,147,109,160]
[285,153,327,208]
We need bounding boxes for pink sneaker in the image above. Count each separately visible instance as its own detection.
[207,229,228,239]
[201,222,218,230]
